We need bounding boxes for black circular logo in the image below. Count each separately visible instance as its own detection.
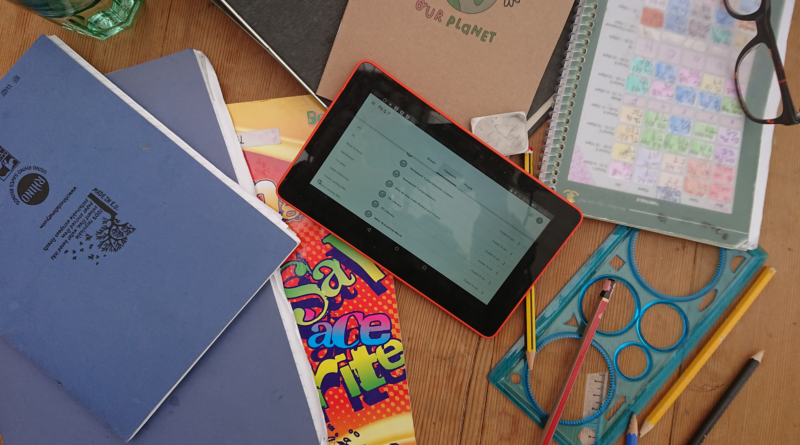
[371,200,379,208]
[536,217,544,224]
[17,173,49,205]
[386,180,393,187]
[393,170,401,177]
[379,190,387,198]
[365,210,373,218]
[400,160,408,167]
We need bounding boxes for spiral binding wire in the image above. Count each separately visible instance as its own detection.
[538,0,599,189]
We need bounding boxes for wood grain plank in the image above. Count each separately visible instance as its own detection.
[459,337,496,445]
[1,2,800,445]
[395,283,481,444]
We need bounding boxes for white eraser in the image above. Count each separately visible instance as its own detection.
[470,111,530,156]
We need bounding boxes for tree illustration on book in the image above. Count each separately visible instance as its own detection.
[95,215,136,252]
[88,193,135,253]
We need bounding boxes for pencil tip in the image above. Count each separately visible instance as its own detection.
[753,350,765,362]
[526,350,536,371]
[639,420,653,438]
[628,413,638,435]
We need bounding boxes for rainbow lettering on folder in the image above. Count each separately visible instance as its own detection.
[228,96,417,445]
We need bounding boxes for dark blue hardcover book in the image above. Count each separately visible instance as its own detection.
[0,279,322,445]
[0,36,299,441]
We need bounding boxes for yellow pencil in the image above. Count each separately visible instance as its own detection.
[524,152,534,176]
[526,288,537,371]
[524,153,536,371]
[639,266,776,438]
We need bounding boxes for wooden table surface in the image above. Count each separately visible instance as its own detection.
[1,1,799,444]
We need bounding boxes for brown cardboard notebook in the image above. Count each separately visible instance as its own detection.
[317,0,573,127]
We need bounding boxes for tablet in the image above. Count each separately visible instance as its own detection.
[278,61,582,337]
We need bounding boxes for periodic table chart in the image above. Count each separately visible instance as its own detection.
[568,0,759,214]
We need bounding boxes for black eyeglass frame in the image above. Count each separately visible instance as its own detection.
[723,0,800,125]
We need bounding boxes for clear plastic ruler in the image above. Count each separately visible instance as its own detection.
[578,373,608,445]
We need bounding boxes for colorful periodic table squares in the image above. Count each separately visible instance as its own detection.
[689,19,712,39]
[678,68,702,87]
[633,167,660,186]
[713,164,736,183]
[690,1,713,20]
[608,0,751,211]
[665,14,689,34]
[667,0,691,16]
[668,116,692,135]
[655,62,678,82]
[651,80,676,100]
[714,8,736,26]
[687,158,712,178]
[631,56,655,75]
[699,92,723,111]
[641,129,665,149]
[637,147,663,169]
[709,182,734,203]
[675,86,697,105]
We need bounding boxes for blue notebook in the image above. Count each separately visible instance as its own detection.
[0,36,299,441]
[0,278,321,445]
[106,49,254,194]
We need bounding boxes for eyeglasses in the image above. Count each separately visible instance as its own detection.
[724,0,799,125]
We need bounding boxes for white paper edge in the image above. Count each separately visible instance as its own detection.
[46,35,301,441]
[270,275,328,445]
[193,50,257,196]
[745,0,796,250]
[45,36,294,238]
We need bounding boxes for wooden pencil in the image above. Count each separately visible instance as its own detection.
[524,153,536,372]
[524,152,534,175]
[538,279,616,445]
[526,288,537,371]
[626,413,638,445]
[640,267,776,438]
[685,351,764,445]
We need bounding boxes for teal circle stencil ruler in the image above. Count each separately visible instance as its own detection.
[488,226,767,445]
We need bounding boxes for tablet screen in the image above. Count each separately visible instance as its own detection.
[278,61,581,336]
[311,94,553,304]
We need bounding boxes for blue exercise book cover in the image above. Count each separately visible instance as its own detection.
[0,279,320,445]
[106,49,249,188]
[0,36,298,441]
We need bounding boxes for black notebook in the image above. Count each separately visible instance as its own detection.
[211,0,347,105]
[524,0,578,135]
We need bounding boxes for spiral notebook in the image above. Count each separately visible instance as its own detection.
[539,0,794,249]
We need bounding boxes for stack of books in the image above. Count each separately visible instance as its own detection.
[0,36,323,444]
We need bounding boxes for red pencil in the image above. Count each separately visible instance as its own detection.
[538,279,616,445]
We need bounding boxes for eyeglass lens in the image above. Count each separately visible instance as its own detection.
[737,43,781,121]
[726,0,762,15]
